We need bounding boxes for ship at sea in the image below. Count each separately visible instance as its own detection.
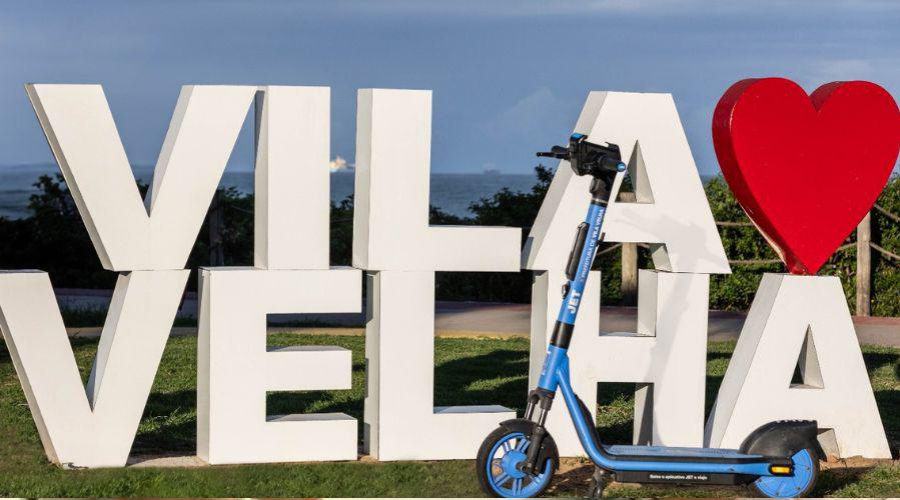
[482,164,502,176]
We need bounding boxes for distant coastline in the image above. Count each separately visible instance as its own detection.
[0,163,725,220]
[0,164,538,219]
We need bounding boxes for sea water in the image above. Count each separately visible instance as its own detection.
[0,165,537,220]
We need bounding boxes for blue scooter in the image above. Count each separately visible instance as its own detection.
[475,134,822,498]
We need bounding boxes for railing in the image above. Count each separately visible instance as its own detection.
[618,204,899,315]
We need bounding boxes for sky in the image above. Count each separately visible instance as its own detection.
[1,0,898,175]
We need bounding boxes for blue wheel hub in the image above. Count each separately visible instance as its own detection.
[486,432,553,498]
[500,450,527,479]
[753,449,815,498]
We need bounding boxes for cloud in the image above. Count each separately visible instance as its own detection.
[805,59,876,84]
[471,87,577,171]
[282,0,900,19]
[329,156,352,172]
[1,0,898,174]
[484,87,566,138]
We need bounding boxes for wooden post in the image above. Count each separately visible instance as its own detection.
[620,192,638,306]
[855,212,871,316]
[209,190,224,266]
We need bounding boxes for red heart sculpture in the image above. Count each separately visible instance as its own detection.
[713,78,900,274]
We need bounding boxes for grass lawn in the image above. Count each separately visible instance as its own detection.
[0,332,897,497]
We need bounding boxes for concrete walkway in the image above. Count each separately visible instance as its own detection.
[62,290,900,346]
[433,301,899,346]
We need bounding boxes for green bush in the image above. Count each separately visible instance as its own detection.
[871,177,899,316]
[705,175,899,315]
[0,171,896,315]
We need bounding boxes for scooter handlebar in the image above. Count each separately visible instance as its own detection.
[537,135,623,179]
[536,145,571,159]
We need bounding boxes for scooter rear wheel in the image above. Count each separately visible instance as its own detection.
[476,426,558,498]
[749,447,818,498]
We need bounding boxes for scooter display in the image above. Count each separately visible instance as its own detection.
[475,133,822,498]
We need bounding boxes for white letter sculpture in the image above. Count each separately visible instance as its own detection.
[705,274,891,459]
[525,92,730,455]
[197,267,360,464]
[253,86,330,270]
[198,86,362,464]
[0,84,254,467]
[26,84,256,271]
[0,271,187,468]
[355,89,521,460]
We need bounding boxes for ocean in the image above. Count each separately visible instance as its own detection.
[0,164,538,220]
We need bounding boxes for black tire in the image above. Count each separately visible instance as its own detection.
[748,446,819,498]
[476,425,558,498]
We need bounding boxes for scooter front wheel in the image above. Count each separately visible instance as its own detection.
[476,425,558,498]
[749,447,819,498]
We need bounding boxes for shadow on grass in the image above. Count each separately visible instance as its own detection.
[122,339,897,462]
[1,333,897,496]
[548,462,595,497]
[133,389,197,454]
[434,348,530,411]
[268,390,362,418]
[874,389,900,459]
[862,351,899,377]
[813,465,874,496]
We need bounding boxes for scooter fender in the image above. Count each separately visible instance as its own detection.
[499,418,560,471]
[739,420,823,459]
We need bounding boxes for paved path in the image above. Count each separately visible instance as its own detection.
[63,292,899,346]
[433,302,899,346]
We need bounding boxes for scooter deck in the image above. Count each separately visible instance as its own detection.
[572,396,773,466]
[602,446,770,487]
[604,444,764,464]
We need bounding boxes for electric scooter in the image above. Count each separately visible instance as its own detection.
[475,134,822,498]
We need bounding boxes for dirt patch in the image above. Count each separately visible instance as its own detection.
[820,455,898,470]
[549,456,899,497]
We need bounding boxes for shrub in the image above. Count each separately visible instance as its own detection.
[0,171,896,316]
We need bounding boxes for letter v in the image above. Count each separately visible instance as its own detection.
[26,84,257,270]
[0,270,188,467]
[0,84,254,467]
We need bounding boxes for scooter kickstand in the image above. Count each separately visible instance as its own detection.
[586,467,610,499]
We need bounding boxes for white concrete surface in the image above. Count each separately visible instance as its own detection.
[0,270,188,468]
[706,273,891,459]
[197,267,361,464]
[352,89,520,272]
[253,86,331,270]
[364,271,515,460]
[530,270,710,456]
[523,91,730,274]
[26,84,255,271]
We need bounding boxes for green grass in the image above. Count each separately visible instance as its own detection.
[0,333,897,497]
